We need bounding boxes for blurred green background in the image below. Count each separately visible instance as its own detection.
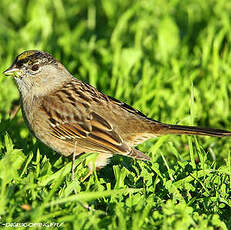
[0,0,231,229]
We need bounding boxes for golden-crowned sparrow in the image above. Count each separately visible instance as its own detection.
[3,50,231,177]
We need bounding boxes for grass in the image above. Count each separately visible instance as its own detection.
[0,0,231,229]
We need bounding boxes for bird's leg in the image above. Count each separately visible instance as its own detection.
[71,141,80,195]
[71,141,78,183]
[72,152,76,182]
[71,144,95,211]
[81,153,113,182]
[81,169,93,182]
[81,154,98,182]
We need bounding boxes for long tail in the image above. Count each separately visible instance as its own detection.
[158,123,231,137]
[128,123,231,162]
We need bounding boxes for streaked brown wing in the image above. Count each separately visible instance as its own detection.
[40,85,131,155]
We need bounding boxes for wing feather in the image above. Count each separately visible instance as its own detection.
[41,82,130,155]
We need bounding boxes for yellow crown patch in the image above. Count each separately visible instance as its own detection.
[17,50,37,61]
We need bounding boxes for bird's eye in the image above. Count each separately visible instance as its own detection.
[31,64,39,71]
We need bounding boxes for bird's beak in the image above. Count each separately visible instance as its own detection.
[3,65,21,77]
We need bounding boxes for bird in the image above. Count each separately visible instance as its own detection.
[3,50,231,180]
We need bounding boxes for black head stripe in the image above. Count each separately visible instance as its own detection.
[15,50,56,67]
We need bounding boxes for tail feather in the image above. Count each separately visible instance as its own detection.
[127,123,231,161]
[163,124,231,137]
[128,148,150,161]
